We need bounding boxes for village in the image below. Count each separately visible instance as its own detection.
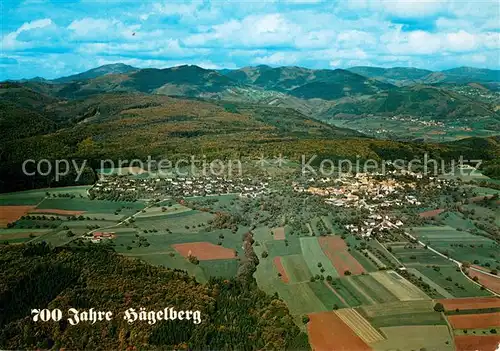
[89,174,271,201]
[293,171,454,238]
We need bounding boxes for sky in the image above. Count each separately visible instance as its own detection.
[1,0,499,80]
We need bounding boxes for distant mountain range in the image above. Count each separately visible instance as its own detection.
[22,63,499,87]
[53,63,138,83]
[12,63,497,122]
[349,66,500,86]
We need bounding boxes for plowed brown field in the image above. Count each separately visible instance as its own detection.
[272,227,285,240]
[172,242,236,260]
[454,336,500,351]
[30,208,86,216]
[448,312,500,329]
[439,297,500,311]
[0,206,35,227]
[319,236,365,276]
[307,311,372,351]
[419,209,445,217]
[273,256,289,283]
[468,269,500,294]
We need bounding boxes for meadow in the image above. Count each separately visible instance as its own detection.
[411,225,499,268]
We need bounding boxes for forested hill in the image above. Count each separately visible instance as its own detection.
[0,242,309,350]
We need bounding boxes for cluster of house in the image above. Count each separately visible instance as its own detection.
[91,175,270,199]
[294,173,421,210]
[344,214,405,237]
[389,116,445,127]
[451,86,498,102]
[84,232,116,243]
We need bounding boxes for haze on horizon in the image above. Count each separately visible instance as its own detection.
[1,0,499,81]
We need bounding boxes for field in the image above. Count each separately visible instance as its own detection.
[0,228,52,241]
[307,311,371,351]
[172,242,236,260]
[438,297,500,311]
[281,254,313,283]
[37,198,146,214]
[447,312,500,329]
[360,300,435,318]
[358,300,445,328]
[318,236,366,276]
[134,211,214,233]
[411,226,498,268]
[328,278,372,307]
[467,269,500,294]
[454,336,500,351]
[272,227,285,240]
[420,208,445,218]
[390,243,453,265]
[28,208,86,216]
[350,275,400,304]
[413,265,492,298]
[300,237,339,278]
[309,281,348,309]
[0,206,35,227]
[263,236,302,257]
[369,311,446,328]
[276,283,327,315]
[370,271,429,301]
[0,186,91,206]
[134,203,192,218]
[371,325,454,351]
[406,267,454,298]
[334,308,385,344]
[273,257,289,283]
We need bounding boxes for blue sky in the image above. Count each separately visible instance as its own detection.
[1,0,499,80]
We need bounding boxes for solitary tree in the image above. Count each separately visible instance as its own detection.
[433,302,445,312]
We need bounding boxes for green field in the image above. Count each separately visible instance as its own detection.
[0,186,91,205]
[369,312,446,328]
[281,254,313,283]
[411,226,498,268]
[134,210,214,233]
[350,249,380,272]
[36,198,145,213]
[113,228,244,256]
[359,300,435,318]
[330,277,374,307]
[350,275,400,304]
[414,265,492,298]
[264,237,302,257]
[31,229,85,247]
[300,237,339,278]
[308,281,347,309]
[274,282,327,315]
[371,325,454,351]
[390,244,453,265]
[406,268,454,298]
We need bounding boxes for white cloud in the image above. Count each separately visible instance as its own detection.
[184,13,300,48]
[68,18,139,41]
[1,18,54,50]
[445,30,477,52]
[385,30,442,55]
[18,18,53,32]
[253,52,299,65]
